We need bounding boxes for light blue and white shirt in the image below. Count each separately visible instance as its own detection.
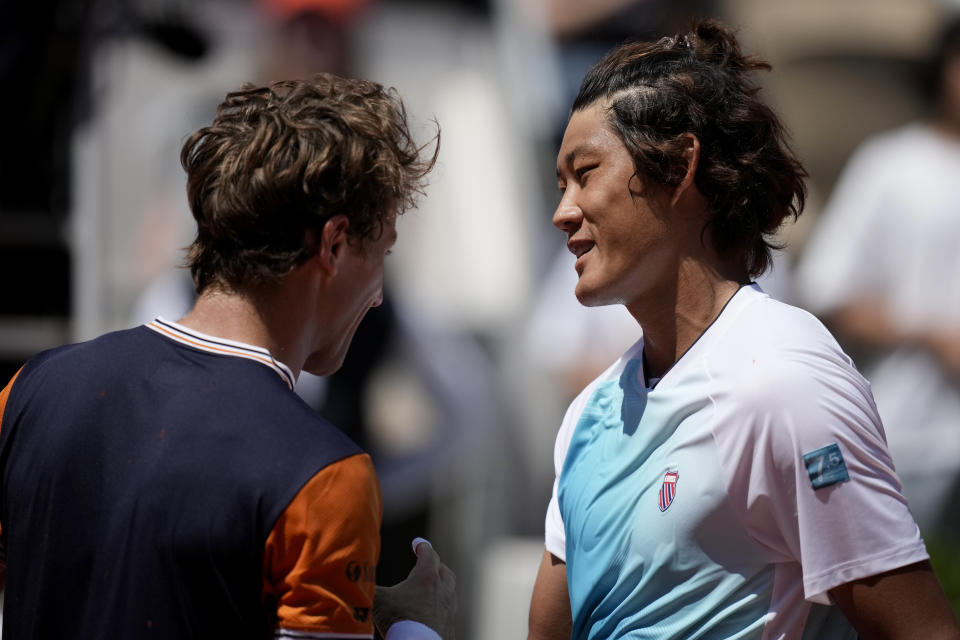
[545,284,928,639]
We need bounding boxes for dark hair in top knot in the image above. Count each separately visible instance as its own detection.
[572,18,807,277]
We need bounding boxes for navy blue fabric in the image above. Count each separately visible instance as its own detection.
[0,327,362,639]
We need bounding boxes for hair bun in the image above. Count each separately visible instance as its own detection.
[690,18,769,75]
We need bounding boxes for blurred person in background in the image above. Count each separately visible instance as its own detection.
[795,16,960,550]
[541,0,717,137]
[528,19,960,639]
[0,74,455,640]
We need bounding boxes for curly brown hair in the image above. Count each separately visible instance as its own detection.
[181,73,439,292]
[572,18,807,277]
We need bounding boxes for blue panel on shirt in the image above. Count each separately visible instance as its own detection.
[557,359,774,639]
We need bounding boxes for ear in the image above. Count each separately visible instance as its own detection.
[315,215,351,277]
[670,133,701,207]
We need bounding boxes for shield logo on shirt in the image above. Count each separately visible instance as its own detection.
[658,470,679,512]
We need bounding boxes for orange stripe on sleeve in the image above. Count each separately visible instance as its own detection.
[0,367,24,540]
[263,453,383,635]
[0,367,23,439]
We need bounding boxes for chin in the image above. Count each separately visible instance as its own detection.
[302,364,333,377]
[302,355,343,377]
[575,280,619,308]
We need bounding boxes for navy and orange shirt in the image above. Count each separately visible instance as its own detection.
[0,319,381,639]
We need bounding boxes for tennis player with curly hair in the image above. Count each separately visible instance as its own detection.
[0,74,453,640]
[529,19,960,639]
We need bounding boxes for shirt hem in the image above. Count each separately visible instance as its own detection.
[803,542,929,604]
[545,533,566,563]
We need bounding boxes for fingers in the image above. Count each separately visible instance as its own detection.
[411,537,441,574]
[412,537,432,554]
[410,538,455,589]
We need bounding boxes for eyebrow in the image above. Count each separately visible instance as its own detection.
[557,144,596,177]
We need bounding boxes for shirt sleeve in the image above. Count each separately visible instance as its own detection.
[544,478,566,560]
[544,389,584,562]
[714,351,928,605]
[263,452,382,637]
[544,369,616,561]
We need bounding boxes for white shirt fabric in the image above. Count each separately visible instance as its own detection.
[545,284,927,639]
[795,122,960,528]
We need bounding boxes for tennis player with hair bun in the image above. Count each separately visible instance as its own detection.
[529,18,960,639]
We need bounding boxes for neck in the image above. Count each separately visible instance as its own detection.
[177,283,308,378]
[627,256,748,380]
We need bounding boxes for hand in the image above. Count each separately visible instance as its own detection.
[374,538,457,640]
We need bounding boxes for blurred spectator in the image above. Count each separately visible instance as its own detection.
[795,15,960,539]
[541,0,718,136]
[258,0,371,79]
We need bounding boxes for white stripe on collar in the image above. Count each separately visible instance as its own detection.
[146,318,296,389]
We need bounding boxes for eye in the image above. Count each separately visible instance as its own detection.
[575,164,597,182]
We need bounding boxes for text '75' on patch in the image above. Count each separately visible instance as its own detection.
[802,443,849,490]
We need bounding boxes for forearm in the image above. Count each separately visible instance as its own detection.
[831,561,960,639]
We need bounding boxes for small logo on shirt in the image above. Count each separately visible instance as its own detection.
[803,443,849,490]
[345,561,376,583]
[353,607,371,623]
[658,470,679,512]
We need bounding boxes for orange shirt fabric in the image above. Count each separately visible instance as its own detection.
[265,452,382,634]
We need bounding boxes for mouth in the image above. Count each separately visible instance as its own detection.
[567,238,593,259]
[567,238,594,274]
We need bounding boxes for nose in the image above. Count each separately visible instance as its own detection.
[553,199,583,234]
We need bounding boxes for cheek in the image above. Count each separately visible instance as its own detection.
[590,185,641,231]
